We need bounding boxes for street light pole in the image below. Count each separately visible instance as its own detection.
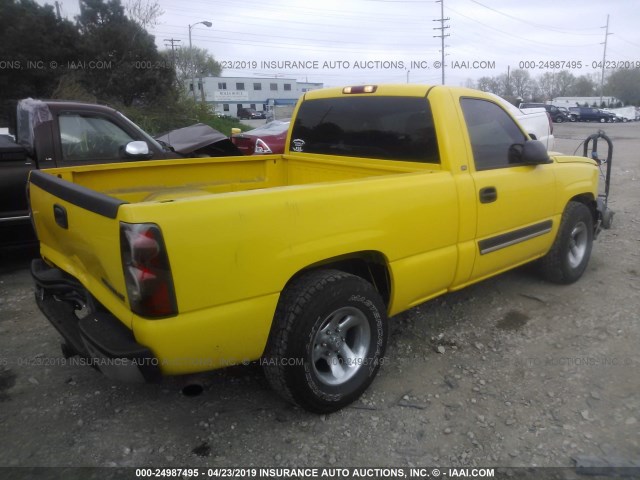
[188,20,212,102]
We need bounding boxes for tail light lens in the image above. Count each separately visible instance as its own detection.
[120,222,177,318]
[255,138,272,154]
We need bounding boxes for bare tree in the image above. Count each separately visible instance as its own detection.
[554,71,575,97]
[538,72,558,100]
[476,76,501,95]
[510,69,536,101]
[125,0,163,29]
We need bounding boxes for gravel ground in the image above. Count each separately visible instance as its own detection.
[0,122,638,478]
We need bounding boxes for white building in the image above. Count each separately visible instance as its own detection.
[551,96,622,108]
[190,76,323,118]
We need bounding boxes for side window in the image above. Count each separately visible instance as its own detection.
[460,98,527,171]
[58,114,135,163]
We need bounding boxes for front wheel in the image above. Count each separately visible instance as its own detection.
[539,202,594,284]
[263,269,388,413]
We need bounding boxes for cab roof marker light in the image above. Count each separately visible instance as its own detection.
[343,85,378,94]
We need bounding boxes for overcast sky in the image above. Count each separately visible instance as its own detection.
[52,0,640,87]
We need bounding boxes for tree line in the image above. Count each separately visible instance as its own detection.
[466,68,640,107]
[0,0,223,133]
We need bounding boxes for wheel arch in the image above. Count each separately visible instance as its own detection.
[283,251,392,308]
[568,193,598,224]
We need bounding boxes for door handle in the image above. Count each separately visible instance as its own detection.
[479,186,497,204]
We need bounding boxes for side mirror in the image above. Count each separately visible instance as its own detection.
[521,140,550,165]
[123,140,151,159]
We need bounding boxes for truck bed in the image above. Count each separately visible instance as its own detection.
[29,151,453,362]
[42,153,434,204]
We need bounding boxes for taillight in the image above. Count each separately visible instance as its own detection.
[546,112,553,135]
[120,222,177,318]
[255,138,272,154]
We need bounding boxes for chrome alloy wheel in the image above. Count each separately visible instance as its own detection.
[311,307,371,386]
[568,221,588,269]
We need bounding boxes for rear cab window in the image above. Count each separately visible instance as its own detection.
[289,96,440,164]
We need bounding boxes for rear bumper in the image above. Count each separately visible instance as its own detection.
[31,259,161,383]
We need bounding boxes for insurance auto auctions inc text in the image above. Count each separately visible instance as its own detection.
[172,467,497,478]
[220,59,496,71]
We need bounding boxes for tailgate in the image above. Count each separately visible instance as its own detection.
[29,170,133,327]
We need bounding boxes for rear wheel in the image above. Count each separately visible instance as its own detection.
[539,202,594,284]
[263,269,388,413]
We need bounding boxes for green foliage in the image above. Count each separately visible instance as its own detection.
[120,94,250,136]
[572,75,597,97]
[0,0,80,122]
[164,46,221,85]
[0,0,181,123]
[605,69,640,105]
[75,0,175,106]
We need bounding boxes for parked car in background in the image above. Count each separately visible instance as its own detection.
[497,97,554,150]
[238,108,266,120]
[231,120,290,155]
[599,109,620,122]
[568,107,612,123]
[519,103,570,123]
[604,107,636,122]
[558,106,577,122]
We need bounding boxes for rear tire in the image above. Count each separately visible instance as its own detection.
[263,269,388,413]
[539,202,594,284]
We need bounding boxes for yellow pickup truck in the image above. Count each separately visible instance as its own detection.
[29,85,604,413]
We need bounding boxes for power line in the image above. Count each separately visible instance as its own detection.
[445,4,600,48]
[468,0,601,35]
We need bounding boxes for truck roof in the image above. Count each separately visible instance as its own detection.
[301,84,505,102]
[32,99,121,114]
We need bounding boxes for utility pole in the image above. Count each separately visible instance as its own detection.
[188,21,212,102]
[164,38,181,66]
[599,14,612,107]
[433,0,450,85]
[54,1,62,20]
